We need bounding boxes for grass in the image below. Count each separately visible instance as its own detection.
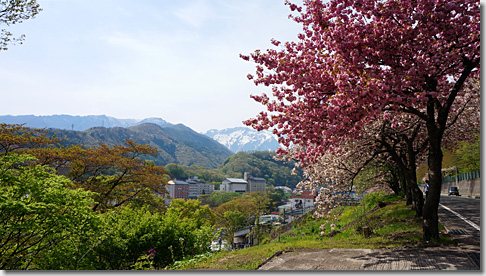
[169,194,454,270]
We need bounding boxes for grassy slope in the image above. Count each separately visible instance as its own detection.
[170,195,453,270]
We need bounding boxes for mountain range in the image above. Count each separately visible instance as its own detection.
[48,123,233,169]
[0,114,172,131]
[0,115,283,167]
[204,127,280,153]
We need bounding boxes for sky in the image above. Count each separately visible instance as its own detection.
[0,0,303,133]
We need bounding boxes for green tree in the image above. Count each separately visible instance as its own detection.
[0,153,96,270]
[454,134,480,173]
[223,210,246,231]
[165,163,188,179]
[88,200,214,270]
[198,191,241,208]
[31,140,170,212]
[0,0,41,51]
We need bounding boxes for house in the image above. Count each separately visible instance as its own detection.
[290,190,317,213]
[186,176,214,199]
[258,214,280,225]
[220,178,248,194]
[277,203,292,213]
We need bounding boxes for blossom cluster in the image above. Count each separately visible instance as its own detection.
[241,0,480,230]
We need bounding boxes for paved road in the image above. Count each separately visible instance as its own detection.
[438,195,480,267]
[439,195,480,237]
[258,196,481,271]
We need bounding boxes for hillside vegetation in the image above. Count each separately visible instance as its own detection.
[47,124,302,188]
[416,133,480,182]
[165,151,304,188]
[48,123,233,169]
[170,193,453,270]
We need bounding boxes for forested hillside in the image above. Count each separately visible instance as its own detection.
[165,151,303,188]
[48,123,233,169]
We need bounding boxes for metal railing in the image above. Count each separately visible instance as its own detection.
[442,170,480,183]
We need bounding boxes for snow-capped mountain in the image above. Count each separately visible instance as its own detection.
[204,127,281,153]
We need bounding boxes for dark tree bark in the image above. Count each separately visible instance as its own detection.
[421,57,479,241]
[422,113,443,241]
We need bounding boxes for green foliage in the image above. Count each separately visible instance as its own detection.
[87,200,214,270]
[165,163,188,179]
[36,200,215,270]
[362,192,402,212]
[223,210,246,231]
[165,163,226,184]
[0,153,96,270]
[453,134,480,173]
[198,191,241,208]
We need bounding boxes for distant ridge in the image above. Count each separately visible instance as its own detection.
[0,114,282,154]
[0,114,172,131]
[48,123,233,169]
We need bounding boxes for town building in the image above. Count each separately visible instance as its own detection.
[220,178,248,194]
[220,173,267,194]
[290,190,317,213]
[186,176,214,199]
[164,179,190,204]
[244,172,266,193]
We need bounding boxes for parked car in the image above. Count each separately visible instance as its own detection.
[448,187,460,196]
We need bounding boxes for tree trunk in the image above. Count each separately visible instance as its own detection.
[408,173,424,217]
[423,103,443,241]
[422,146,442,241]
[398,168,412,206]
[403,168,423,217]
[387,166,401,195]
[406,138,423,217]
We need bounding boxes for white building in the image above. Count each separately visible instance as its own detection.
[290,191,317,212]
[220,178,248,194]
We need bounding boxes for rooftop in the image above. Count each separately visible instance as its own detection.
[224,178,248,184]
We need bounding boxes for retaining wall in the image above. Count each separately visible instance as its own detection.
[441,178,481,197]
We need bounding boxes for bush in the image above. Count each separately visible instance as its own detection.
[363,192,401,211]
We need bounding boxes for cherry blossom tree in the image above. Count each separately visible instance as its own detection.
[242,0,479,241]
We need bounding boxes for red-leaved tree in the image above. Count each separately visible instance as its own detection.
[242,0,479,241]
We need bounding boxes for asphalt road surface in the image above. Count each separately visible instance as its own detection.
[438,195,480,267]
[439,195,480,238]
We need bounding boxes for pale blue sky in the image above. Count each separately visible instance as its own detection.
[0,0,302,133]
